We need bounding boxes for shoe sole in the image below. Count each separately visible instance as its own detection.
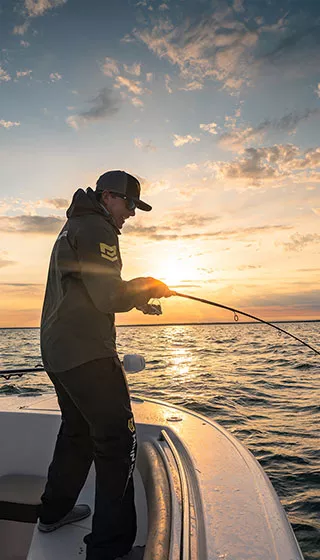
[38,509,91,532]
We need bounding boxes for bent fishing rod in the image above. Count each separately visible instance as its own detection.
[171,291,320,356]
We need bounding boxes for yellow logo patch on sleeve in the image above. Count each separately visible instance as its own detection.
[100,243,118,262]
[128,417,135,433]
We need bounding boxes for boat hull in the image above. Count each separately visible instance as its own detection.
[0,393,304,559]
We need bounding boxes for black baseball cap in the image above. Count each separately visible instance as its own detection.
[96,170,152,212]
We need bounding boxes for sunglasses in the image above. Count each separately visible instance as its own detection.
[109,192,136,211]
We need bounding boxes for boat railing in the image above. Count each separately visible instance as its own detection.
[155,429,191,560]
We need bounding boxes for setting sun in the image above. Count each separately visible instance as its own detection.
[153,254,200,286]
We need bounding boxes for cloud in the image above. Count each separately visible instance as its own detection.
[0,197,68,215]
[32,198,68,211]
[134,138,157,151]
[114,75,145,95]
[123,62,141,76]
[237,264,262,271]
[20,40,30,47]
[206,144,320,187]
[131,97,144,108]
[259,22,320,66]
[0,252,16,269]
[12,0,67,36]
[290,147,320,170]
[121,34,135,44]
[241,289,320,314]
[0,66,11,82]
[162,211,218,228]
[159,3,169,10]
[102,57,120,77]
[165,74,172,93]
[16,69,32,78]
[253,16,320,86]
[43,198,69,209]
[219,109,320,151]
[66,88,120,129]
[0,201,11,214]
[25,0,67,18]
[0,120,20,129]
[13,22,30,35]
[233,0,244,13]
[134,6,320,92]
[137,177,171,196]
[49,72,62,82]
[173,134,200,147]
[0,215,64,234]
[316,84,320,98]
[179,81,203,91]
[135,11,259,91]
[185,163,199,171]
[0,283,44,299]
[200,122,218,135]
[115,73,148,105]
[282,233,320,252]
[124,222,291,241]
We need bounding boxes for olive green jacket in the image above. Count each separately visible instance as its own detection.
[40,188,145,372]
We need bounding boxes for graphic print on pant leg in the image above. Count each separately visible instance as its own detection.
[126,416,137,493]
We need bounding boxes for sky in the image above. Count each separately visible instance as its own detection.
[0,0,320,327]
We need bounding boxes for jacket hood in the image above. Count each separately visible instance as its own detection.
[66,188,120,232]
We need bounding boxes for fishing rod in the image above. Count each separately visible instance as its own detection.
[171,291,320,356]
[0,366,44,379]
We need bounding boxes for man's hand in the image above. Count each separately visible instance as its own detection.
[144,277,172,299]
[127,277,172,299]
[126,276,172,307]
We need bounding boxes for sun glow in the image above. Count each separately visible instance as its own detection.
[156,254,201,286]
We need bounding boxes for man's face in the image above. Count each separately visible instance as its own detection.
[101,191,136,229]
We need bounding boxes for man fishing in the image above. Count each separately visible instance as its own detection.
[39,170,171,560]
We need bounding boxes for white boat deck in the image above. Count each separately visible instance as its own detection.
[27,468,147,560]
[0,392,304,560]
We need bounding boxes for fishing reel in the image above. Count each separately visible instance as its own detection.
[149,298,162,315]
[136,299,162,316]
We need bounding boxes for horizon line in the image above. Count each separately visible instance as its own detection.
[1,318,320,329]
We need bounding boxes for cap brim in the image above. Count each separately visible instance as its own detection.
[133,198,152,212]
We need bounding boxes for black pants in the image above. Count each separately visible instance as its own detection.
[39,357,137,560]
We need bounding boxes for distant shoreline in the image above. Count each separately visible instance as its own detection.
[1,319,320,329]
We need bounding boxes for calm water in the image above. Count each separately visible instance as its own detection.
[0,323,319,559]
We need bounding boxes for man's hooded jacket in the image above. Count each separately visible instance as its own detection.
[41,188,148,372]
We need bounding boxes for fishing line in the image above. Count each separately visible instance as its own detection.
[171,291,320,356]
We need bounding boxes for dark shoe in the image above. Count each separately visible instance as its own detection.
[38,504,91,532]
[115,546,145,559]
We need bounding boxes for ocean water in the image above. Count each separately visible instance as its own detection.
[0,323,319,559]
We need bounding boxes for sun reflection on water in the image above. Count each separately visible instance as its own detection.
[168,346,196,381]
